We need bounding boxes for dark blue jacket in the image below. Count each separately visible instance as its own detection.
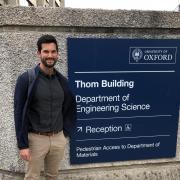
[14,65,76,149]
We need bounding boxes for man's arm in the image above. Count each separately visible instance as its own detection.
[14,72,29,149]
[60,76,77,137]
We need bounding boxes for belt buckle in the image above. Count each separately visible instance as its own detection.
[48,132,55,136]
[50,132,54,136]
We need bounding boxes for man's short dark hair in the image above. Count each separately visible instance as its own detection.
[37,34,58,52]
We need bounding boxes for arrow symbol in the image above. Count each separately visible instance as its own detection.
[77,127,83,132]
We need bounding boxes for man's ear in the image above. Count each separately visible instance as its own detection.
[37,51,41,57]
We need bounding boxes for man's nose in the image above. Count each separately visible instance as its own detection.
[47,52,53,57]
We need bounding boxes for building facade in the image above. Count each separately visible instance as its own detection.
[0,0,64,7]
[0,0,20,6]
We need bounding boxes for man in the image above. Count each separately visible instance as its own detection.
[14,34,76,180]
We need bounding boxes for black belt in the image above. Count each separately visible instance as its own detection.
[31,131,60,136]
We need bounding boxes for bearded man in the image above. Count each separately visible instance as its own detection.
[14,34,76,180]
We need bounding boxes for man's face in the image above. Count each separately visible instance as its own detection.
[38,43,58,68]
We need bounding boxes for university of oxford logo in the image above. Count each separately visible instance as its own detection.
[132,48,143,62]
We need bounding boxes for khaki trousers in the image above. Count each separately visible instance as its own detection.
[24,131,67,180]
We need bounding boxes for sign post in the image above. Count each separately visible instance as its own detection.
[68,38,180,164]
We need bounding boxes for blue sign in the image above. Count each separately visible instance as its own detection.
[67,38,180,164]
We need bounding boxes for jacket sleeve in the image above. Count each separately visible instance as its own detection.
[61,76,77,137]
[63,91,77,137]
[14,72,29,149]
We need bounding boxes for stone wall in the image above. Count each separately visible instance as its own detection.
[0,6,180,180]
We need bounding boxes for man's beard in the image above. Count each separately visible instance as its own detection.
[41,58,57,68]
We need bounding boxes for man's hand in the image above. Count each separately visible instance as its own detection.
[20,149,31,161]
